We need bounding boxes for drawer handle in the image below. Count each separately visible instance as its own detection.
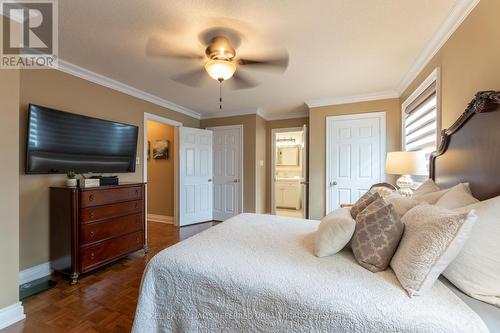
[135,189,139,195]
[90,252,95,259]
[89,194,94,201]
[89,231,95,238]
[136,236,140,243]
[89,211,95,218]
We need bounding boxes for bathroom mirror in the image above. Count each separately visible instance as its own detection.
[277,146,300,166]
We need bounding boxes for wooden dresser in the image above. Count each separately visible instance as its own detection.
[50,183,146,284]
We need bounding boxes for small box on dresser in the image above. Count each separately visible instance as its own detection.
[50,183,146,284]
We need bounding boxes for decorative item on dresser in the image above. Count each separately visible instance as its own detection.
[50,183,146,284]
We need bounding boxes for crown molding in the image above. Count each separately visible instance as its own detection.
[201,107,309,121]
[305,90,399,108]
[263,110,309,121]
[201,107,263,120]
[55,60,202,120]
[397,0,480,95]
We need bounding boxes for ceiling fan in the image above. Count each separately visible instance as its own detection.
[146,31,289,91]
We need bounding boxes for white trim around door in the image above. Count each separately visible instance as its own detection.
[143,113,183,235]
[271,127,306,216]
[206,125,244,220]
[325,112,386,214]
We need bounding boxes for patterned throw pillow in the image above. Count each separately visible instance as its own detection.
[350,191,381,219]
[351,197,404,272]
[391,204,477,297]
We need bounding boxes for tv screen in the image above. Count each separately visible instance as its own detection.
[26,104,139,174]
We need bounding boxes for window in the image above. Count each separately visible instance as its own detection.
[402,69,439,164]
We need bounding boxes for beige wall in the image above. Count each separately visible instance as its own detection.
[255,115,267,214]
[265,117,309,213]
[308,99,401,220]
[19,69,199,270]
[200,115,257,212]
[0,70,20,308]
[401,0,500,129]
[147,120,175,217]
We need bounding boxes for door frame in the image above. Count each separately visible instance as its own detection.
[325,112,386,214]
[206,124,244,215]
[143,112,183,233]
[271,127,305,216]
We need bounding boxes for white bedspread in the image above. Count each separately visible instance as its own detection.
[132,213,488,333]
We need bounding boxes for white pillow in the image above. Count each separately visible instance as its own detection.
[391,204,477,297]
[436,183,479,209]
[413,179,441,196]
[444,196,500,307]
[385,193,420,218]
[314,208,356,257]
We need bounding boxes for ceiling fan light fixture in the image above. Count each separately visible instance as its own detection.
[204,59,236,81]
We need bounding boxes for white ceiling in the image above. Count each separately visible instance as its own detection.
[58,0,460,119]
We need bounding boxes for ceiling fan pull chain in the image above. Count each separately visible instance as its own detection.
[219,80,223,110]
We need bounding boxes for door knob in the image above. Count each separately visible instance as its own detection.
[330,181,338,187]
[233,179,240,183]
[208,179,213,182]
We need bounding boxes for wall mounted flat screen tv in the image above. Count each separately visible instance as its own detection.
[26,104,139,174]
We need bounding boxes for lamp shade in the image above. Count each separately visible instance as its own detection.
[385,151,427,176]
[204,59,236,81]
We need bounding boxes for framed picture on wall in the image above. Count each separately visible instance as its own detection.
[153,140,169,159]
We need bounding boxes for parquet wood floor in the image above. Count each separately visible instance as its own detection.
[3,221,219,333]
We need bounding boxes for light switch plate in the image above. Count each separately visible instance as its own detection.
[259,160,264,167]
[136,157,140,165]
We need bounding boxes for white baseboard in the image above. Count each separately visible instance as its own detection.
[19,262,52,286]
[147,214,174,224]
[0,302,25,330]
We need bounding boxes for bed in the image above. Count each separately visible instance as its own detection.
[133,91,500,333]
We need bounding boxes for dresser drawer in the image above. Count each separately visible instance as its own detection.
[80,200,142,223]
[80,186,143,208]
[80,213,143,246]
[80,231,143,272]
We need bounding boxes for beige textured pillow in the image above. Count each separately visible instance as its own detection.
[413,188,450,204]
[444,196,500,307]
[385,193,420,218]
[350,191,381,219]
[314,208,356,257]
[351,198,404,272]
[436,183,479,209]
[413,179,441,196]
[391,204,477,297]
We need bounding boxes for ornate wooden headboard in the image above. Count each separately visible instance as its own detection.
[430,91,500,201]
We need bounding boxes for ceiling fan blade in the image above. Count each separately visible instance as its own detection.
[146,37,203,60]
[171,67,208,87]
[237,54,289,71]
[229,71,259,90]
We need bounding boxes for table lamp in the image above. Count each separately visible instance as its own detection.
[385,151,427,197]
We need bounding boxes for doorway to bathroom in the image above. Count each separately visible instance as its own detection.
[271,126,308,219]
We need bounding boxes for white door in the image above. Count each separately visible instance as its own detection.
[179,127,213,226]
[211,126,242,221]
[326,113,386,214]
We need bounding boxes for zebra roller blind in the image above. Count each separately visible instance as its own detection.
[403,81,437,161]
